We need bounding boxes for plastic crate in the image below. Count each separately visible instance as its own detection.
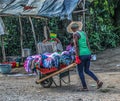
[3,61,16,68]
[0,64,11,74]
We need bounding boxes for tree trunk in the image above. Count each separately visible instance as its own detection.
[0,35,6,62]
[19,17,24,57]
[29,17,38,53]
[114,0,120,26]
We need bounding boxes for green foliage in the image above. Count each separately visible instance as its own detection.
[86,0,120,52]
[0,17,46,56]
[49,18,59,33]
[2,17,21,56]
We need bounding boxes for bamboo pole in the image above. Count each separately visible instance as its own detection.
[19,16,24,57]
[29,16,38,53]
[0,14,48,20]
[36,63,77,84]
[0,35,6,62]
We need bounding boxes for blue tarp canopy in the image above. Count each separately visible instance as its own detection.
[0,0,80,19]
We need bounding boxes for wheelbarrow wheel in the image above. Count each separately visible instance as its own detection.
[36,70,53,88]
[40,77,53,88]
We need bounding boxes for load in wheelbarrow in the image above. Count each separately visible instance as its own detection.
[35,63,76,88]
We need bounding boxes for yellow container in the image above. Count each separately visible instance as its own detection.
[16,62,19,67]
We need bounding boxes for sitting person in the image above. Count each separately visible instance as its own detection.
[43,33,63,52]
[43,33,60,43]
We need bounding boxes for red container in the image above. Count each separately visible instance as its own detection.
[36,64,66,75]
[2,61,16,68]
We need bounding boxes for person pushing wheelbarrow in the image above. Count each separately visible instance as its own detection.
[67,21,103,91]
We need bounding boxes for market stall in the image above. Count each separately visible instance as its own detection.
[0,0,81,61]
[0,0,86,87]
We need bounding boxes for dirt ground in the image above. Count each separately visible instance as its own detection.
[0,47,120,101]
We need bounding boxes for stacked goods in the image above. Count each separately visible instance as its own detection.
[24,47,75,73]
[37,42,63,54]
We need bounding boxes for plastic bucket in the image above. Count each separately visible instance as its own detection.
[91,54,97,61]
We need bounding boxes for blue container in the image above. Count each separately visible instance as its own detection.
[0,64,11,74]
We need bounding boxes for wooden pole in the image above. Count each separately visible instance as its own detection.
[19,17,24,57]
[43,19,50,40]
[0,35,6,62]
[36,63,77,84]
[73,9,88,13]
[43,26,48,39]
[83,0,86,31]
[29,17,38,53]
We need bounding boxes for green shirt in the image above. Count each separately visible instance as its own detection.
[78,31,91,56]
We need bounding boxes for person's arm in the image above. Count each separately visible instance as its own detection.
[42,39,48,43]
[53,38,60,43]
[42,38,51,43]
[73,33,81,64]
[73,33,79,56]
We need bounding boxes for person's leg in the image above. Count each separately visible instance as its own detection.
[84,55,103,88]
[77,56,87,89]
[84,57,98,81]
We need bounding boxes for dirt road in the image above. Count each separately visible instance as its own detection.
[0,47,120,101]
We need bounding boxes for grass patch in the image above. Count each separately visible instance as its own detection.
[107,86,115,88]
[99,89,110,93]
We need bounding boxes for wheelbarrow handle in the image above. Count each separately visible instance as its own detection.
[35,63,77,84]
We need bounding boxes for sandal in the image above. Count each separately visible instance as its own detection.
[97,81,103,89]
[81,87,89,91]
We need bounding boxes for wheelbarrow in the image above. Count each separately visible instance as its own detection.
[35,63,76,88]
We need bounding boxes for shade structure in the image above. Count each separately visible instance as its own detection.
[0,0,80,19]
